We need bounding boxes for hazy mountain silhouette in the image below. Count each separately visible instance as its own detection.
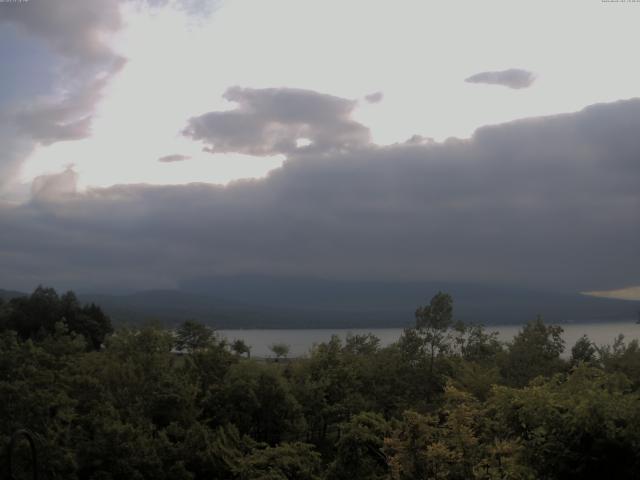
[176,275,639,326]
[0,289,26,301]
[2,279,638,328]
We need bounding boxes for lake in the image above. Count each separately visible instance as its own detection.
[220,321,640,358]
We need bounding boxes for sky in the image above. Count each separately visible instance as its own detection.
[0,0,639,298]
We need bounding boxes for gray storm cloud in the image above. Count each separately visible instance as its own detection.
[0,0,122,64]
[465,68,537,89]
[365,92,384,104]
[183,87,371,156]
[14,67,127,145]
[0,97,638,294]
[31,167,78,202]
[158,154,192,163]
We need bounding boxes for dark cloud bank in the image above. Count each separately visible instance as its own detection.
[1,88,638,294]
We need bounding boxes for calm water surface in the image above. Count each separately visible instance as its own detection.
[221,321,640,358]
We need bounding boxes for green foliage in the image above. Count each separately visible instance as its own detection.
[290,335,370,451]
[500,316,566,387]
[175,320,217,353]
[1,290,639,480]
[231,338,252,358]
[384,386,488,480]
[449,360,501,402]
[206,362,305,444]
[472,439,534,480]
[164,423,247,479]
[570,334,597,366]
[270,342,291,360]
[344,333,381,356]
[328,412,390,480]
[598,334,640,387]
[0,286,112,350]
[488,366,640,479]
[415,292,454,332]
[452,323,502,363]
[415,292,454,374]
[238,442,322,480]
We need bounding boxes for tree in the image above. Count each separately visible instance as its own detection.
[570,335,597,366]
[269,343,290,361]
[488,366,640,479]
[473,439,535,480]
[175,320,216,353]
[290,335,363,448]
[598,334,640,388]
[209,362,305,444]
[500,316,566,387]
[0,287,112,350]
[328,412,390,480]
[238,442,322,480]
[453,323,502,363]
[231,338,252,358]
[344,333,380,355]
[171,423,245,480]
[415,292,454,374]
[61,291,113,350]
[4,286,61,340]
[384,410,460,480]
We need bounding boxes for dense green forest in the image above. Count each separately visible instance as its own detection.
[1,287,640,479]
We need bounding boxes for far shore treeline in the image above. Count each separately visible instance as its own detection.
[1,286,640,479]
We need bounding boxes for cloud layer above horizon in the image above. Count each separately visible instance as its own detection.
[1,95,638,294]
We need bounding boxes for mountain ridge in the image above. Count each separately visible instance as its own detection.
[2,277,639,328]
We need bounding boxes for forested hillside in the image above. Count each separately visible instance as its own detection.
[1,288,640,479]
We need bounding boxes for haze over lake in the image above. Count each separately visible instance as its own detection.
[221,321,640,358]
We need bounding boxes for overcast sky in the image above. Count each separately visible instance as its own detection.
[0,0,639,298]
